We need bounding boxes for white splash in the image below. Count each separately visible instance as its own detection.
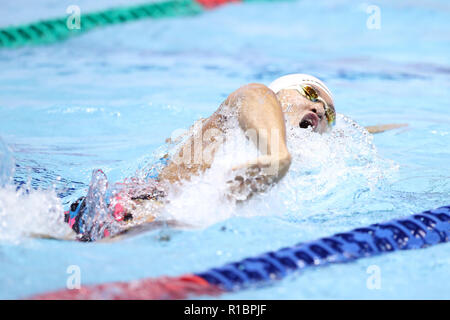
[0,114,398,242]
[163,117,259,227]
[0,137,74,243]
[0,185,74,243]
[161,114,397,227]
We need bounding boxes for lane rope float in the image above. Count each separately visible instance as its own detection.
[0,0,291,48]
[31,205,450,299]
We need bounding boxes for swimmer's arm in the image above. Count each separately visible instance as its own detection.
[225,83,291,182]
[365,123,408,134]
[165,118,206,144]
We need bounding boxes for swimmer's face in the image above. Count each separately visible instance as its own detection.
[277,88,333,134]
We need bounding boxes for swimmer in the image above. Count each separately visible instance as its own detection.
[64,74,407,241]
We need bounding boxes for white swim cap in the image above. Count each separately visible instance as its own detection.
[269,73,332,98]
[269,73,336,126]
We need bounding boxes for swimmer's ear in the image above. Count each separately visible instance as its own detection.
[365,123,408,134]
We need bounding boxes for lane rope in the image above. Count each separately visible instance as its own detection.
[31,205,450,299]
[0,0,204,48]
[0,0,291,48]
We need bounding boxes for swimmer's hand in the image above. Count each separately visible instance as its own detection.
[231,155,291,177]
[365,123,408,134]
[227,155,291,199]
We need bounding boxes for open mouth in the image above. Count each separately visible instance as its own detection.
[299,112,319,130]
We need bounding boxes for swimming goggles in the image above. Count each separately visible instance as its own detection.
[285,84,336,127]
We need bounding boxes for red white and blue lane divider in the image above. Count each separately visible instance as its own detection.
[31,205,450,299]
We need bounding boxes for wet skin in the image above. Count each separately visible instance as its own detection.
[158,83,333,191]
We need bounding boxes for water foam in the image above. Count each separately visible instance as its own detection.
[0,114,397,242]
[0,185,75,243]
[0,138,74,243]
[161,114,398,227]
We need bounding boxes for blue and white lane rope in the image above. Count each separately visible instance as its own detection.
[32,205,450,299]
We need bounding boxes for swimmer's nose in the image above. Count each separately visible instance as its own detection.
[309,105,325,120]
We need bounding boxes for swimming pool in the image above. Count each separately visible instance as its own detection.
[0,0,449,299]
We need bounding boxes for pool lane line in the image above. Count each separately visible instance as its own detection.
[30,205,450,299]
[0,0,202,48]
[0,0,294,49]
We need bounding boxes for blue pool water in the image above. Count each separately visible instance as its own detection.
[0,0,449,299]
